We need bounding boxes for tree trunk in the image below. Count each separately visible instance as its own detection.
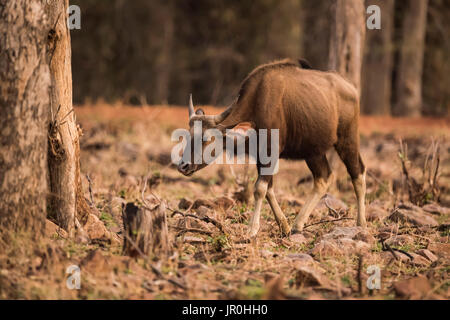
[393,0,428,117]
[45,0,90,236]
[122,202,171,258]
[361,0,395,115]
[154,1,174,105]
[328,0,366,94]
[0,0,50,237]
[301,1,331,71]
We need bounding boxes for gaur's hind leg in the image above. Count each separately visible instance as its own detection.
[266,177,291,236]
[335,141,367,228]
[292,155,333,233]
[248,174,270,238]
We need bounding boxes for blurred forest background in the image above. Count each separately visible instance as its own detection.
[70,0,449,116]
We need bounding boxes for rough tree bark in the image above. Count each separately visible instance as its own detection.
[122,202,171,258]
[0,0,50,237]
[393,0,429,117]
[361,0,395,115]
[45,0,90,236]
[154,0,174,105]
[328,0,366,94]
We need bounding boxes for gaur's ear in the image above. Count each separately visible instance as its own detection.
[195,108,205,115]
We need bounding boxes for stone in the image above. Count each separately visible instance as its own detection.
[310,226,373,257]
[324,226,375,244]
[393,276,432,299]
[384,234,415,247]
[367,204,389,222]
[81,250,111,274]
[409,253,431,267]
[294,265,328,287]
[84,213,108,239]
[260,250,275,258]
[310,238,370,257]
[389,203,438,227]
[315,194,348,214]
[280,196,304,208]
[417,249,438,263]
[184,236,206,244]
[192,198,216,210]
[285,253,315,267]
[45,219,68,239]
[178,198,193,210]
[289,233,308,245]
[215,196,235,211]
[427,242,450,260]
[422,203,450,216]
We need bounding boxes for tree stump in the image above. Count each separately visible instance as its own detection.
[122,201,171,258]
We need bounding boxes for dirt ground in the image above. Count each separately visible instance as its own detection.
[1,104,449,300]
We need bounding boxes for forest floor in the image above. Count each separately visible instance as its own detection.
[1,104,449,300]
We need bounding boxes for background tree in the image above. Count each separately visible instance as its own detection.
[45,0,91,236]
[361,0,395,115]
[66,0,448,116]
[0,0,50,237]
[393,0,429,117]
[329,0,366,94]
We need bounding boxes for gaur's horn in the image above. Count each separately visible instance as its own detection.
[188,93,195,118]
[212,106,233,124]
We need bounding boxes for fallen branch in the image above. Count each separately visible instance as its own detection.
[303,217,353,229]
[171,226,214,237]
[172,211,225,234]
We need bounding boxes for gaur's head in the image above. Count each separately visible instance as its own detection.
[177,95,231,176]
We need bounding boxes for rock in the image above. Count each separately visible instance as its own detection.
[178,198,193,210]
[389,203,438,227]
[380,251,430,267]
[427,242,450,260]
[294,265,328,287]
[280,196,304,207]
[192,198,216,210]
[184,236,206,244]
[310,226,373,256]
[393,276,432,299]
[367,203,389,222]
[81,250,111,274]
[285,253,315,266]
[263,275,287,300]
[324,226,375,244]
[260,250,275,258]
[45,219,68,239]
[422,203,450,216]
[110,196,126,213]
[385,234,414,247]
[380,251,411,264]
[215,196,235,211]
[417,249,438,262]
[118,142,139,161]
[289,233,308,245]
[84,213,108,239]
[315,194,348,214]
[409,253,431,267]
[310,238,370,257]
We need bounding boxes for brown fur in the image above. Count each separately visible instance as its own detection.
[179,59,366,236]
